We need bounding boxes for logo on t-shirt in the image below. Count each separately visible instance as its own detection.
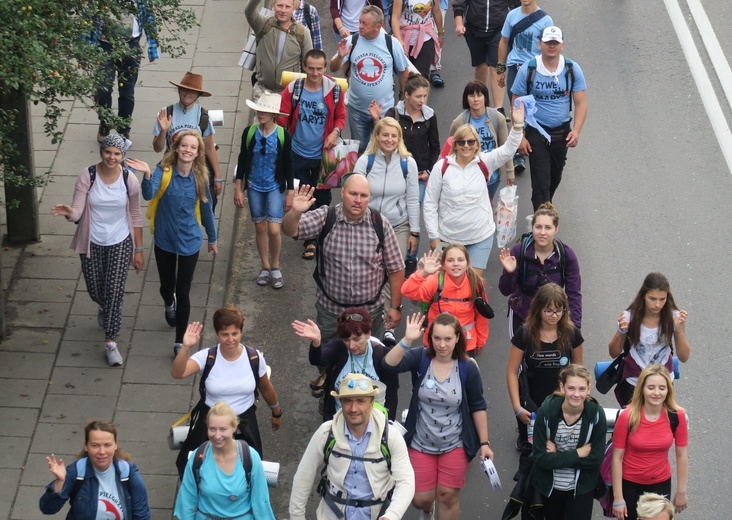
[356,57,384,84]
[99,498,123,520]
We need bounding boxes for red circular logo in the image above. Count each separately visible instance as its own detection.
[356,57,384,83]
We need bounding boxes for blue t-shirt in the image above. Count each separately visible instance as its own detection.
[345,30,410,115]
[153,103,214,150]
[501,8,554,66]
[248,127,280,192]
[470,113,500,184]
[511,58,587,127]
[292,88,328,159]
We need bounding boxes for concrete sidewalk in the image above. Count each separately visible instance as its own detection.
[0,0,254,518]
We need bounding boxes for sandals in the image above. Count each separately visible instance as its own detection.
[310,371,327,398]
[256,269,270,286]
[270,269,284,289]
[430,73,445,88]
[302,244,317,260]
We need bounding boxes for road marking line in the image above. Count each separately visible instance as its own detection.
[664,0,732,174]
[686,0,732,110]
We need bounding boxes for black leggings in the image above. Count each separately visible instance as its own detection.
[541,489,594,520]
[154,245,199,343]
[622,478,672,520]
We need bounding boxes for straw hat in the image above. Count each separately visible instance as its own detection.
[245,91,288,116]
[169,72,212,97]
[330,373,380,399]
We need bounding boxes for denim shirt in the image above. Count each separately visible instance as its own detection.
[343,419,375,520]
[141,166,216,256]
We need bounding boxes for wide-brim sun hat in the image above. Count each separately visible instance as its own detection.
[169,72,212,97]
[246,91,288,116]
[330,373,381,399]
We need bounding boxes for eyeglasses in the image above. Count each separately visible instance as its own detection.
[338,313,365,323]
[259,137,267,155]
[543,308,565,317]
[455,139,477,147]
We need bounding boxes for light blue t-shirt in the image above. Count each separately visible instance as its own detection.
[345,30,410,115]
[153,103,214,150]
[500,8,554,66]
[248,127,279,192]
[470,113,500,184]
[96,465,125,519]
[512,58,587,127]
[292,88,328,159]
[334,340,380,412]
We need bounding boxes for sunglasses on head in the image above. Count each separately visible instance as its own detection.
[345,378,371,390]
[338,313,365,323]
[455,139,477,147]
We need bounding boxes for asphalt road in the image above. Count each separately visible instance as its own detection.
[228,0,732,517]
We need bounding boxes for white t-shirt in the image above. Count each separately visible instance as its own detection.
[89,173,130,246]
[190,345,268,414]
[340,0,368,32]
[622,310,678,385]
[399,0,435,46]
[96,464,125,519]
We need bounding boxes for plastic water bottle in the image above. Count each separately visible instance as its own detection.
[527,412,536,444]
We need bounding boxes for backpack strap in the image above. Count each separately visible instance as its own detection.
[258,17,306,47]
[526,57,576,111]
[245,124,259,150]
[243,344,262,399]
[303,2,315,42]
[291,77,305,109]
[200,346,218,401]
[193,440,253,489]
[88,164,97,188]
[526,58,537,96]
[668,409,679,435]
[508,9,547,50]
[440,156,489,182]
[199,107,209,134]
[145,165,176,233]
[400,157,408,180]
[72,458,131,504]
[365,154,375,176]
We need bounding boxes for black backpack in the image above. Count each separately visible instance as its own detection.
[525,57,576,111]
[313,206,387,307]
[201,345,261,400]
[165,104,210,143]
[345,33,396,80]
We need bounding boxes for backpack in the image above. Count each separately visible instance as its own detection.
[525,57,576,111]
[192,439,253,489]
[165,104,210,138]
[345,33,396,80]
[256,17,308,48]
[71,458,131,504]
[201,344,261,400]
[419,271,476,321]
[365,153,408,181]
[439,156,491,182]
[88,164,130,193]
[516,232,567,295]
[145,165,202,233]
[313,206,388,307]
[291,78,342,112]
[595,409,680,517]
[245,124,285,151]
[301,2,314,42]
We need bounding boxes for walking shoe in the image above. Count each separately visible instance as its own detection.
[256,269,270,286]
[513,153,526,174]
[383,329,397,348]
[105,342,124,367]
[164,295,176,327]
[97,123,110,143]
[515,432,523,452]
[173,343,183,357]
[419,509,435,520]
[430,73,445,88]
[97,306,105,329]
[404,255,418,279]
[270,269,284,289]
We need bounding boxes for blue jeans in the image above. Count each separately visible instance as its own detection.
[96,38,142,133]
[488,170,500,203]
[349,108,375,155]
[292,151,332,246]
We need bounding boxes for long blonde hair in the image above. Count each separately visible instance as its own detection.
[160,130,209,203]
[628,364,679,431]
[365,117,411,158]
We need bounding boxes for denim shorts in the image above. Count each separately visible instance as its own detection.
[465,233,494,270]
[248,188,285,223]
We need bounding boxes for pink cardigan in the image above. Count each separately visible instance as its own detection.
[67,166,143,262]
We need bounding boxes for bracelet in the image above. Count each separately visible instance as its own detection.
[134,247,144,252]
[272,410,283,418]
[512,123,525,130]
[398,340,411,350]
[515,407,525,417]
[480,440,491,447]
[438,31,445,36]
[612,502,626,507]
[214,178,225,183]
[496,63,507,74]
[410,232,420,238]
[268,401,279,409]
[617,326,627,335]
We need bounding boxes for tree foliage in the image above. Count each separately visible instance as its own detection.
[0,0,197,190]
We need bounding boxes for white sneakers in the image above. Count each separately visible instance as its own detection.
[105,342,124,367]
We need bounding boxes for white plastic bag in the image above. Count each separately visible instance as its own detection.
[494,185,519,248]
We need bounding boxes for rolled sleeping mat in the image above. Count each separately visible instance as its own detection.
[594,356,680,381]
[280,70,349,92]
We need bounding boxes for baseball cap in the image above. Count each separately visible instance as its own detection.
[541,26,563,43]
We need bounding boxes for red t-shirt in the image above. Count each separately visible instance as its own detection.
[613,407,688,485]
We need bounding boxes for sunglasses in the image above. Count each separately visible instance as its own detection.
[345,378,371,390]
[455,139,477,147]
[338,313,365,323]
[259,137,267,155]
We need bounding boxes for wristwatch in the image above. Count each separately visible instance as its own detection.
[480,440,491,447]
[391,304,403,311]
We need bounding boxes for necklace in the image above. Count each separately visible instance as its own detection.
[349,342,371,374]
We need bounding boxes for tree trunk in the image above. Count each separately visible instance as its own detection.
[1,86,40,244]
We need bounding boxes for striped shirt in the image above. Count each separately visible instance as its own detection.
[553,417,582,491]
[297,204,405,314]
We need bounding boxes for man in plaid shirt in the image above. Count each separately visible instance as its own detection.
[283,174,405,342]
